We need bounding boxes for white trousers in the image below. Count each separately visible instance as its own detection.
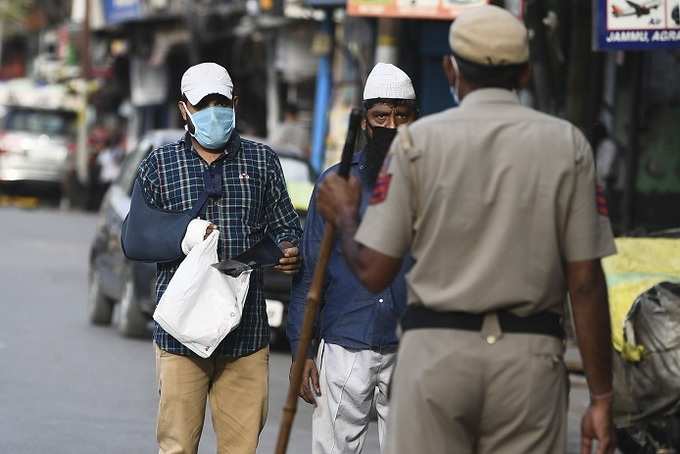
[312,341,397,454]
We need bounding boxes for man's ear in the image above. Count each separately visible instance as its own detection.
[178,101,187,122]
[232,96,239,111]
[518,64,531,90]
[442,55,457,87]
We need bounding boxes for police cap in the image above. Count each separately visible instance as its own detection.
[449,5,529,66]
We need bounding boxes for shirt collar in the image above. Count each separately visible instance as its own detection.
[181,131,242,162]
[459,88,520,108]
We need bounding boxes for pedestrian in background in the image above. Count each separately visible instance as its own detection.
[134,62,302,454]
[269,103,311,159]
[96,132,124,191]
[288,63,417,454]
[316,6,616,454]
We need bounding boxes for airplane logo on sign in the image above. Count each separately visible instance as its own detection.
[611,0,661,18]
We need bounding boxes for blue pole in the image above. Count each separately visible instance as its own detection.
[310,13,333,173]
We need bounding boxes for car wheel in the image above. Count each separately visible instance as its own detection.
[269,327,280,346]
[117,277,150,338]
[269,327,288,351]
[88,270,113,325]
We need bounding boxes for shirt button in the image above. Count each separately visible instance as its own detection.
[378,298,384,303]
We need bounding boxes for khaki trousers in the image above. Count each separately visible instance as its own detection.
[155,345,269,454]
[384,329,568,454]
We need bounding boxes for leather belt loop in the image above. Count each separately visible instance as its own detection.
[481,312,503,345]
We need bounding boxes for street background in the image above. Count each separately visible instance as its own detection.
[0,0,677,233]
[0,0,678,452]
[0,206,590,453]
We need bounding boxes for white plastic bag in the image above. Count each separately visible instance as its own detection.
[153,230,252,358]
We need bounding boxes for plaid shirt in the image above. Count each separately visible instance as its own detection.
[137,133,302,357]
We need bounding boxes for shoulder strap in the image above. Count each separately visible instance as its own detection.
[191,158,226,218]
[397,125,421,227]
[189,191,210,219]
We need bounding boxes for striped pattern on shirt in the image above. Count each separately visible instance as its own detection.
[136,133,302,357]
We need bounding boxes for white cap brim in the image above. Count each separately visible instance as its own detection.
[184,85,233,105]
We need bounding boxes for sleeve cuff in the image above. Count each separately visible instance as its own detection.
[290,339,318,360]
[355,223,405,259]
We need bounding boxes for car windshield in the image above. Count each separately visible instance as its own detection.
[4,107,76,137]
[280,156,313,183]
[118,142,152,194]
[118,131,185,194]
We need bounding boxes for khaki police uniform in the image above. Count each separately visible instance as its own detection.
[353,7,617,453]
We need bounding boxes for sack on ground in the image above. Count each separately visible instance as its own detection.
[153,230,252,358]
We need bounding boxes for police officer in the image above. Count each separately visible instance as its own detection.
[315,5,616,454]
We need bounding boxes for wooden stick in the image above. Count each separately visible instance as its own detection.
[274,224,336,454]
[274,108,362,454]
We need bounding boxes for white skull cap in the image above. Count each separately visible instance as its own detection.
[181,62,234,105]
[363,63,416,101]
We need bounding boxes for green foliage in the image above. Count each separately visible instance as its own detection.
[0,0,71,26]
[0,0,33,24]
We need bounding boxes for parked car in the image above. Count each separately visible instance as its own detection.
[88,129,183,336]
[88,131,315,343]
[0,104,77,200]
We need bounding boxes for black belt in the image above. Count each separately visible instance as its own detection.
[401,305,564,339]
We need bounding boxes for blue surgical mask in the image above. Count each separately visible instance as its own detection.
[183,103,236,150]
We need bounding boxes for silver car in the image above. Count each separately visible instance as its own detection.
[89,129,185,337]
[0,105,76,194]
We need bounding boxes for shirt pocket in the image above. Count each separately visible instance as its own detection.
[216,169,265,228]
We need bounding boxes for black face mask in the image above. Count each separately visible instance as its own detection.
[364,126,398,187]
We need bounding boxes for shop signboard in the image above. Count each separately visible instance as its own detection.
[347,0,488,20]
[102,0,142,25]
[595,0,680,50]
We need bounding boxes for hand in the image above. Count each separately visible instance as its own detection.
[275,241,300,274]
[183,219,215,255]
[203,223,217,240]
[290,359,320,406]
[317,174,361,227]
[581,398,616,454]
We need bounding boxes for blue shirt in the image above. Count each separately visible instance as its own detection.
[137,133,302,357]
[287,151,409,358]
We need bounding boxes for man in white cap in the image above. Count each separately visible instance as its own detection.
[315,5,616,454]
[134,62,302,454]
[287,62,417,453]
